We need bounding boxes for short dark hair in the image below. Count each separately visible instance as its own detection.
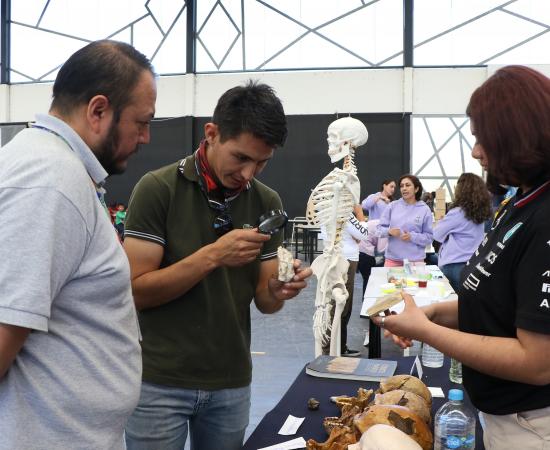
[51,40,155,121]
[212,80,287,148]
[453,173,492,224]
[466,65,550,187]
[399,174,423,201]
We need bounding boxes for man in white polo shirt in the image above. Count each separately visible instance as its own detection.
[0,40,156,449]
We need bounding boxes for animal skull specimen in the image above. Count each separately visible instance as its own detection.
[307,116,368,357]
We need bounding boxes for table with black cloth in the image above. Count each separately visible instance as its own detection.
[243,356,484,450]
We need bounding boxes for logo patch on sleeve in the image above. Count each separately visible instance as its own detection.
[502,222,523,243]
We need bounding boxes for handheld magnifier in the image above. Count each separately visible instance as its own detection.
[256,209,288,235]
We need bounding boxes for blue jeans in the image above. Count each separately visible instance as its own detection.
[440,262,465,293]
[125,381,251,450]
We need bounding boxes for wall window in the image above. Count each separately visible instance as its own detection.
[412,116,482,201]
[414,0,550,66]
[196,0,403,71]
[6,1,550,81]
[10,0,187,83]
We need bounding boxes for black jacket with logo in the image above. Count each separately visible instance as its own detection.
[459,180,550,415]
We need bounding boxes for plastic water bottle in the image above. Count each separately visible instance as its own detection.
[421,341,444,367]
[403,258,412,275]
[422,299,444,368]
[434,389,476,450]
[449,358,463,384]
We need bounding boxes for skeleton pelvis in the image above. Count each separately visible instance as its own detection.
[311,253,349,282]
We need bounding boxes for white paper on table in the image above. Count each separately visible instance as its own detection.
[278,414,305,435]
[428,387,445,397]
[257,436,307,450]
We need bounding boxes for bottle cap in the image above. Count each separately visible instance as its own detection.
[448,389,463,401]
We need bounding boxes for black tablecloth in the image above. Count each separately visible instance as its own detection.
[243,356,484,449]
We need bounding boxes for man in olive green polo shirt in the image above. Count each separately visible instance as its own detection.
[123,81,312,450]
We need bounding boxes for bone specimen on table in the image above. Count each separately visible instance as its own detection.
[307,117,368,357]
[331,387,373,411]
[307,397,320,410]
[323,387,373,434]
[354,404,433,450]
[352,424,423,450]
[374,390,431,425]
[378,375,432,408]
[277,246,295,282]
[306,381,435,450]
[323,404,362,435]
[306,425,359,450]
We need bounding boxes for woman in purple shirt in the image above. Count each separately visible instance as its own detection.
[433,173,492,291]
[361,179,396,220]
[378,174,433,266]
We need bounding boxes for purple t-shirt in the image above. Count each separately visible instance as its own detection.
[378,198,433,261]
[433,207,485,267]
[361,192,390,220]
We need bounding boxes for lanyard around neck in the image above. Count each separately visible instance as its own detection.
[31,123,110,217]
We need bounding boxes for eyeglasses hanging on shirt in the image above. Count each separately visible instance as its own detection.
[206,197,234,236]
[176,147,241,237]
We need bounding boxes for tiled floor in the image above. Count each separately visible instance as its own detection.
[246,264,408,440]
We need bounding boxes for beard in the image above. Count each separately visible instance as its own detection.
[96,122,138,176]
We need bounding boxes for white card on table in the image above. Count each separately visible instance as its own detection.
[428,387,445,397]
[278,414,305,435]
[258,436,307,450]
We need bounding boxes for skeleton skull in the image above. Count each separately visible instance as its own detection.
[327,117,368,163]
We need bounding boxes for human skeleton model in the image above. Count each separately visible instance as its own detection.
[306,117,368,357]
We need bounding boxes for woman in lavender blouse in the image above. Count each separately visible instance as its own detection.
[361,179,396,220]
[378,174,433,266]
[433,173,492,291]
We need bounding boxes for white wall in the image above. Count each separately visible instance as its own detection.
[0,84,10,122]
[412,67,487,115]
[0,66,506,122]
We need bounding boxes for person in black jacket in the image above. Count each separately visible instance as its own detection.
[374,65,550,450]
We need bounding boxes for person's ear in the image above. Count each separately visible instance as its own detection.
[204,123,219,145]
[86,95,111,134]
